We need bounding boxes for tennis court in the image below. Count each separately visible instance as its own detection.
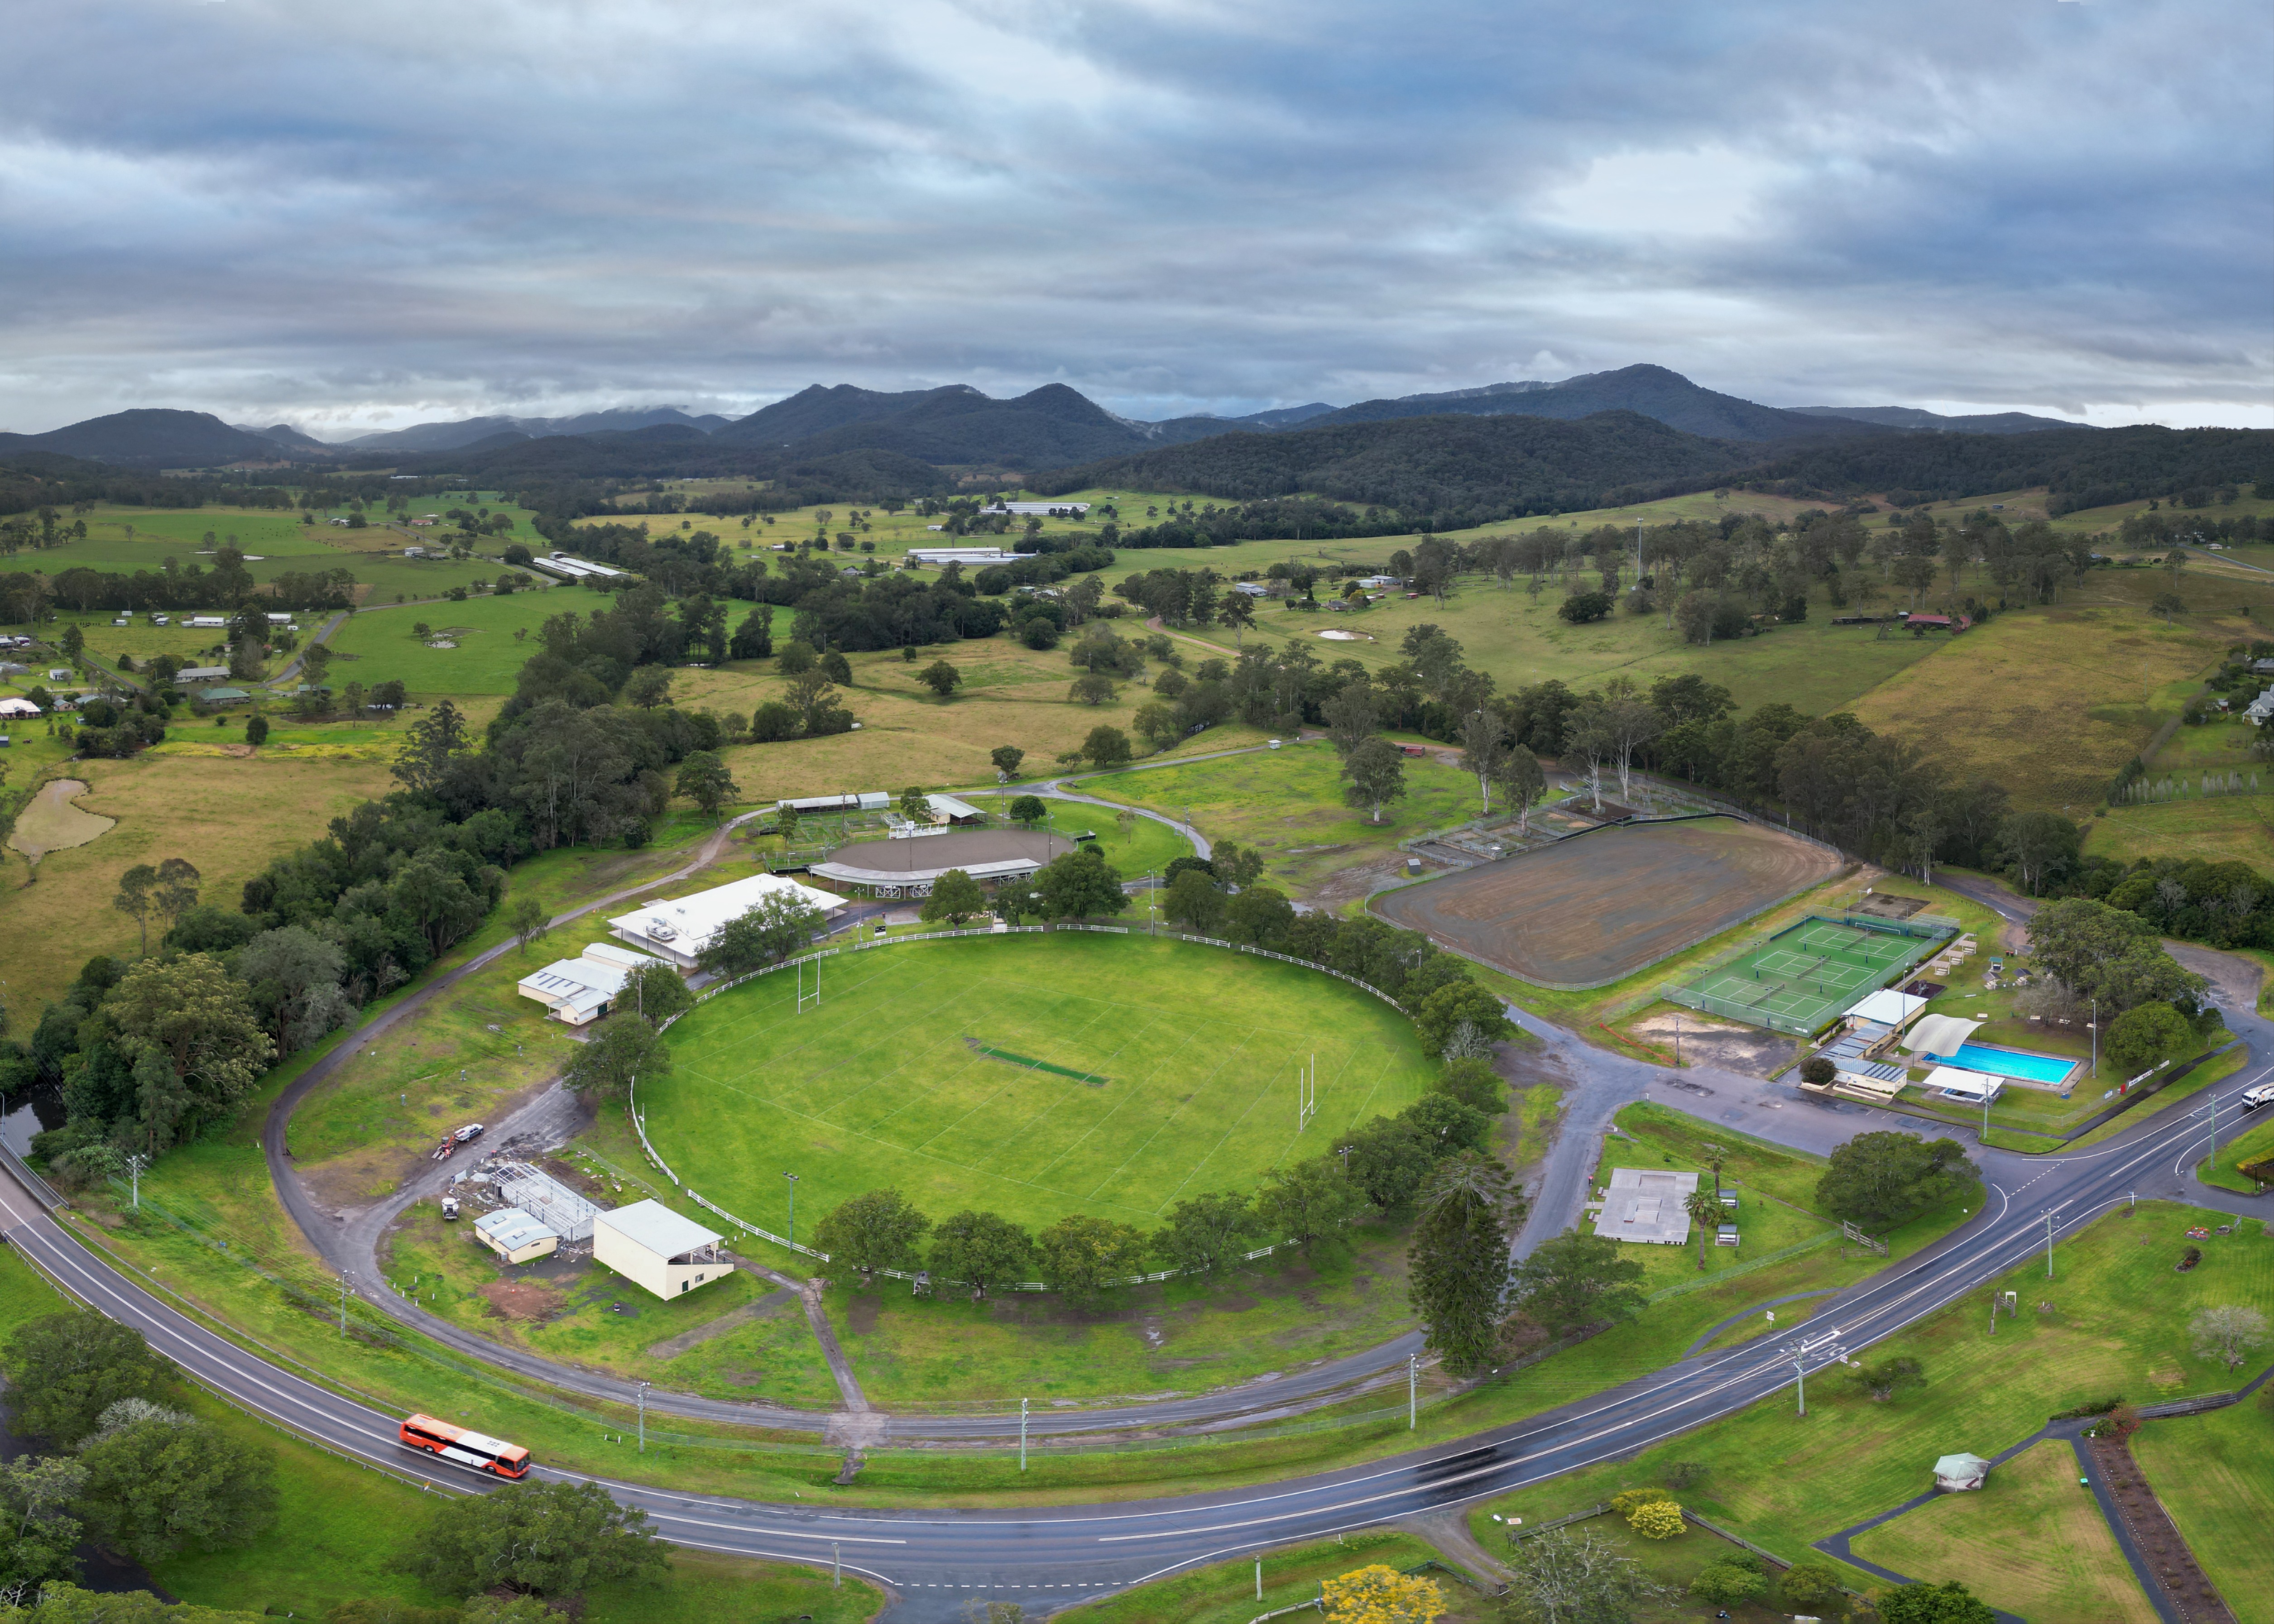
[1664,913,1954,1035]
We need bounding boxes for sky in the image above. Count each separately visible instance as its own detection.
[1,0,2268,438]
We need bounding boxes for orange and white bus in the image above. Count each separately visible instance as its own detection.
[399,1413,532,1478]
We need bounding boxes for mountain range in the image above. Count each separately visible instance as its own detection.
[0,366,2096,472]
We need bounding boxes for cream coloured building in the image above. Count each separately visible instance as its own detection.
[591,1199,734,1299]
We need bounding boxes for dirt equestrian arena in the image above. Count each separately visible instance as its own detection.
[1373,817,1841,988]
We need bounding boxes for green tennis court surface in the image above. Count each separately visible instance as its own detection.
[1663,913,1954,1035]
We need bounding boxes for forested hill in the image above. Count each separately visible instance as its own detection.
[1031,410,1738,523]
[1745,425,2274,513]
[1307,364,1881,443]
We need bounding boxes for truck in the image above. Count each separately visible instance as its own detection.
[441,1195,460,1221]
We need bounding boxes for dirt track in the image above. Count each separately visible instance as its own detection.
[1373,818,1841,987]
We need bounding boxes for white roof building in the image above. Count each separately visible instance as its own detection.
[607,872,843,969]
[0,698,40,720]
[1845,989,1929,1032]
[516,941,669,1025]
[981,501,1089,515]
[2246,685,2274,725]
[1927,1066,2003,1103]
[592,1199,734,1300]
[1591,1167,1701,1246]
[904,547,1022,566]
[473,1208,559,1264]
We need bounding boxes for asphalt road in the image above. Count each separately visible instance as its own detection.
[9,1037,2267,1620]
[9,945,2266,1624]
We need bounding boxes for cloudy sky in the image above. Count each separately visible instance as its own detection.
[2,0,2267,436]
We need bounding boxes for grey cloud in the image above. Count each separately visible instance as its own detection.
[0,0,2264,434]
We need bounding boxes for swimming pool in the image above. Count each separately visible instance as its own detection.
[1943,1042,2078,1085]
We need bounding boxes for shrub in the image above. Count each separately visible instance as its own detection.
[1626,1499,1684,1539]
[1609,1487,1674,1517]
[1689,1556,1767,1605]
[1558,590,1613,624]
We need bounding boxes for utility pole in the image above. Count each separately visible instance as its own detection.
[1409,1354,1419,1429]
[834,1543,841,1588]
[338,1273,350,1338]
[1020,1397,1029,1472]
[2043,1207,2058,1279]
[638,1380,650,1453]
[125,1153,148,1211]
[785,1172,799,1248]
[1257,1558,1263,1600]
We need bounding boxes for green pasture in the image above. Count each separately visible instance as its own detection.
[1466,1202,2274,1599]
[647,932,1434,1232]
[1146,570,1950,720]
[2086,794,2273,876]
[1076,741,1477,893]
[1852,1438,2156,1623]
[2199,1106,2274,1194]
[2131,1401,2274,1624]
[326,591,560,695]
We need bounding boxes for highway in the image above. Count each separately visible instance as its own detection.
[6,1003,2264,1619]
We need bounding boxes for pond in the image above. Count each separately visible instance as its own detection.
[8,779,115,863]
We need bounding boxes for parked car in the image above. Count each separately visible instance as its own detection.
[453,1123,485,1144]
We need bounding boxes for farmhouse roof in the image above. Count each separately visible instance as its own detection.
[176,666,230,682]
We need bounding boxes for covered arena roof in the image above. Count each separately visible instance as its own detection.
[810,827,1085,888]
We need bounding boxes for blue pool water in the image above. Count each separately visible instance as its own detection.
[1946,1042,2077,1084]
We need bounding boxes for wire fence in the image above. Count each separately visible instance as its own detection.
[630,922,1416,1292]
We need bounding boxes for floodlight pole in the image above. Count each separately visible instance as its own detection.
[1020,1397,1029,1471]
[638,1380,650,1453]
[784,1172,799,1248]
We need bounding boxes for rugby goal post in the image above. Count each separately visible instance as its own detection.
[797,957,821,1013]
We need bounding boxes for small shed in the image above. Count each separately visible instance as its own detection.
[591,1199,734,1300]
[1933,1452,1992,1491]
[473,1208,559,1264]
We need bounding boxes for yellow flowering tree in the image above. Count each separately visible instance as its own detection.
[1321,1563,1447,1624]
[1628,1499,1686,1539]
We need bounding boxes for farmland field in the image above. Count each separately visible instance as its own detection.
[645,932,1432,1231]
[326,589,562,694]
[1372,817,1841,988]
[1844,592,2267,810]
[0,749,396,1006]
[1077,740,1478,897]
[2084,793,2273,874]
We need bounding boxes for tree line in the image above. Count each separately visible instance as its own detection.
[13,590,750,1185]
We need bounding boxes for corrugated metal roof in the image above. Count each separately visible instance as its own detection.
[596,1198,720,1260]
